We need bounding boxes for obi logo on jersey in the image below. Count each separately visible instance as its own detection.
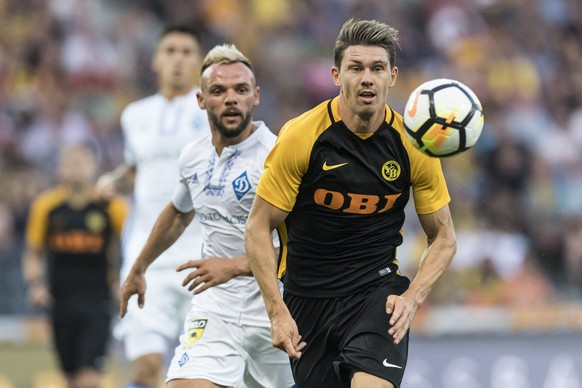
[186,319,208,344]
[314,189,402,214]
[232,171,251,200]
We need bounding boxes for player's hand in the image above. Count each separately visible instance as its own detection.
[270,305,306,360]
[28,283,52,308]
[119,271,146,318]
[177,257,237,294]
[386,292,419,345]
[95,173,116,199]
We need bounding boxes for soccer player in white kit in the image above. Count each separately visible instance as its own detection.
[97,25,210,387]
[119,44,295,388]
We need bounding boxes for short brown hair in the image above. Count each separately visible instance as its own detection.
[334,19,400,69]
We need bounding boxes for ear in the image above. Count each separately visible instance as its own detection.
[196,91,206,110]
[389,66,398,87]
[152,53,160,74]
[254,86,261,106]
[331,66,341,87]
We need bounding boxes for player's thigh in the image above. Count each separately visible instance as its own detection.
[351,371,395,388]
[51,307,83,374]
[120,268,191,358]
[338,282,409,387]
[284,293,344,388]
[166,310,246,387]
[242,325,294,388]
[77,300,112,371]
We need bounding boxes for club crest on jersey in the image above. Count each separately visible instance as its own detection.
[178,352,189,367]
[85,211,106,233]
[232,171,251,200]
[381,160,401,182]
[185,319,208,344]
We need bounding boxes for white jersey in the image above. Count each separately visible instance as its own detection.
[121,89,209,271]
[172,121,276,327]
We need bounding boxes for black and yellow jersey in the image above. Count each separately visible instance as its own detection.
[257,97,450,297]
[25,187,127,300]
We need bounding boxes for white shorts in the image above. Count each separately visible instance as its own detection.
[166,309,294,388]
[116,267,192,361]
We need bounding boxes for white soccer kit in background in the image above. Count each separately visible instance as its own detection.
[118,89,209,360]
[167,122,294,387]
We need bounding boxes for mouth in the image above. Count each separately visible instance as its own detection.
[358,90,376,103]
[222,110,242,122]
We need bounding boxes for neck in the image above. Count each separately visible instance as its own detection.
[65,184,93,209]
[212,124,256,156]
[337,95,384,134]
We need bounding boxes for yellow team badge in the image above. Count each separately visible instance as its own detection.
[85,211,106,233]
[381,160,401,182]
[186,319,208,344]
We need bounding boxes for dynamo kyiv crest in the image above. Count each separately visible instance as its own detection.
[232,171,251,200]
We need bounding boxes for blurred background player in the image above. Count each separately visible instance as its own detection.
[23,144,127,388]
[96,24,209,388]
[119,44,295,388]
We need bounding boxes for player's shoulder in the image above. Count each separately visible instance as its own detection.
[278,99,332,141]
[178,133,212,164]
[122,94,161,118]
[387,104,429,162]
[252,121,277,149]
[31,187,67,213]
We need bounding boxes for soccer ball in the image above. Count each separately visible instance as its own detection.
[403,78,484,157]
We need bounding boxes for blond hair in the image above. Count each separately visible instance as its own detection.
[200,44,253,75]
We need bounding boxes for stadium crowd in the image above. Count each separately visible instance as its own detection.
[1,0,581,315]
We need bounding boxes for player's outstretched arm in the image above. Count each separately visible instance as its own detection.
[386,205,456,344]
[95,164,136,199]
[245,196,306,359]
[119,202,195,318]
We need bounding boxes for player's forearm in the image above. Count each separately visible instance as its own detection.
[245,229,286,319]
[132,203,194,273]
[407,232,456,306]
[22,247,45,285]
[230,256,252,276]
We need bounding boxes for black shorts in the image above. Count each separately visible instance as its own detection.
[50,298,113,374]
[284,275,410,388]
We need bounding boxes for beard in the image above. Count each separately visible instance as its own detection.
[209,109,253,139]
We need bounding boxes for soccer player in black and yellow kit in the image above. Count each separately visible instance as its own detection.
[245,19,457,388]
[23,144,127,388]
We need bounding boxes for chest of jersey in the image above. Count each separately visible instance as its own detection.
[186,148,262,225]
[298,122,411,216]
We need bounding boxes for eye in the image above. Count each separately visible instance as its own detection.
[237,86,250,94]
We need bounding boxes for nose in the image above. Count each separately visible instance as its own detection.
[361,68,373,87]
[225,89,238,105]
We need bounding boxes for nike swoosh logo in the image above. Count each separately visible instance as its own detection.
[383,359,402,369]
[322,161,348,171]
[406,89,421,118]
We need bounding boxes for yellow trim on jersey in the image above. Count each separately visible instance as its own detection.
[276,221,288,280]
[257,98,334,211]
[107,197,128,237]
[391,114,450,214]
[25,187,68,250]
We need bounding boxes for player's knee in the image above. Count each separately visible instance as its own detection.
[131,353,164,386]
[72,367,101,388]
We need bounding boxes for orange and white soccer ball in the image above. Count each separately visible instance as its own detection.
[403,78,484,157]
